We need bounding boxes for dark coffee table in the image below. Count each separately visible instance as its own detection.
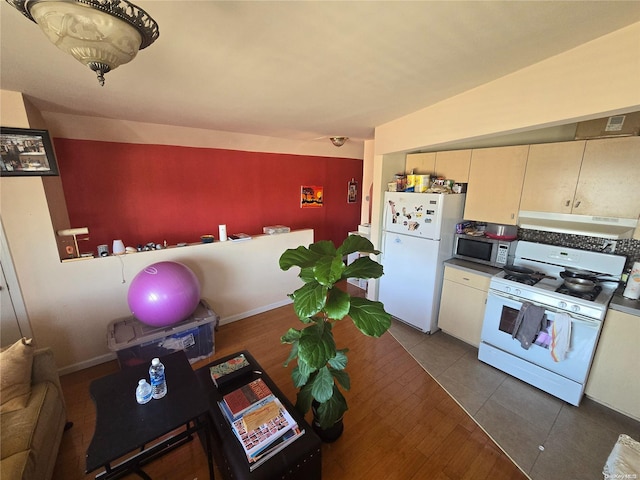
[86,350,214,480]
[195,351,322,480]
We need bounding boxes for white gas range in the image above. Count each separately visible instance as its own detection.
[478,241,626,406]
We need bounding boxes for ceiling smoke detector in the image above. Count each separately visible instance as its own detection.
[329,136,348,147]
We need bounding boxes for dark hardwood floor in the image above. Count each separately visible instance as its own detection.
[53,288,528,480]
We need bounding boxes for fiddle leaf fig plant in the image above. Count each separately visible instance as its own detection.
[279,234,391,429]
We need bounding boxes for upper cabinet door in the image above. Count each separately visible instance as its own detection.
[434,149,472,183]
[575,136,640,219]
[520,141,585,213]
[464,145,529,225]
[405,152,436,175]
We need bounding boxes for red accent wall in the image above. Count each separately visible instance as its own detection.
[54,138,363,254]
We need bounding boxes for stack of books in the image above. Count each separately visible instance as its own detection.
[212,367,304,470]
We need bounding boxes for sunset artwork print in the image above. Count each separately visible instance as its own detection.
[301,185,323,208]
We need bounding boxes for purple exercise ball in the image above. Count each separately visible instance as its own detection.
[127,261,201,327]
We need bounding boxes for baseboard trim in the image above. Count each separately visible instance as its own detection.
[58,300,293,375]
[58,352,117,376]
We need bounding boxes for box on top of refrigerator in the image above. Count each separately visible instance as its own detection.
[107,300,218,368]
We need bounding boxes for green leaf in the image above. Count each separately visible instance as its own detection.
[349,297,392,337]
[343,256,384,280]
[324,288,350,320]
[331,368,350,391]
[314,255,345,286]
[299,267,316,283]
[281,328,301,344]
[298,322,336,370]
[311,366,334,403]
[315,386,348,428]
[327,349,348,370]
[308,240,337,256]
[282,341,299,367]
[295,383,314,414]
[279,246,323,271]
[291,365,309,388]
[292,282,328,319]
[337,234,380,256]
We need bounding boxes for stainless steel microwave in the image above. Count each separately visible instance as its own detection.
[453,234,517,267]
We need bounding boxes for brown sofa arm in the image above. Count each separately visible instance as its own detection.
[31,347,66,413]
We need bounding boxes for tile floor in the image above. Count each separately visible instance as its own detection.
[388,320,640,480]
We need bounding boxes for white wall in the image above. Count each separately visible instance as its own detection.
[375,22,640,155]
[42,111,365,159]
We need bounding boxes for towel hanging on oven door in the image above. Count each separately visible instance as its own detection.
[550,312,572,362]
[512,302,547,350]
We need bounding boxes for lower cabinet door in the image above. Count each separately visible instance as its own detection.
[438,279,486,347]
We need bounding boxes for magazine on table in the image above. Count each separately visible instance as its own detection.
[219,396,298,461]
[209,353,252,387]
[222,378,274,419]
[247,426,305,471]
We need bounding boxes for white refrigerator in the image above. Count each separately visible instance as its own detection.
[378,192,465,333]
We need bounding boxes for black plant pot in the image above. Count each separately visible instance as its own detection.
[311,402,344,443]
[312,416,344,443]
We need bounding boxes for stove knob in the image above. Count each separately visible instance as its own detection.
[559,301,567,308]
[571,305,580,313]
[515,289,521,295]
[505,286,511,293]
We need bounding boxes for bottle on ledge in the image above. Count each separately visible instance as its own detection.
[149,357,167,399]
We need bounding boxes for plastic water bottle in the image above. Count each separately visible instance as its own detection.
[135,379,152,404]
[149,357,167,399]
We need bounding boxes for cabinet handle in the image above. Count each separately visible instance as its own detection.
[565,200,571,207]
[574,200,581,208]
[511,213,515,219]
[462,277,470,281]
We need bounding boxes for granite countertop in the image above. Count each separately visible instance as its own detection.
[444,258,640,318]
[609,292,640,317]
[444,258,503,277]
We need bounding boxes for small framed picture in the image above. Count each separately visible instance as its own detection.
[301,185,323,208]
[347,179,357,203]
[1,127,59,176]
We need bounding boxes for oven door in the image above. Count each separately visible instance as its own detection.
[481,290,602,383]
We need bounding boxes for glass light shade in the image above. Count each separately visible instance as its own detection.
[29,1,142,85]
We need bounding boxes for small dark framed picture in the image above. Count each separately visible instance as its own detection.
[1,127,59,176]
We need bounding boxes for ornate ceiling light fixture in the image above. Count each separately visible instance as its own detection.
[6,0,159,86]
[329,136,348,147]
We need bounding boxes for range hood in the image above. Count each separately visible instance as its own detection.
[518,211,638,239]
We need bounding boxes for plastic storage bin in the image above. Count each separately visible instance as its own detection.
[108,300,218,368]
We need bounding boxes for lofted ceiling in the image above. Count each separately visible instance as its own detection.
[1,1,640,144]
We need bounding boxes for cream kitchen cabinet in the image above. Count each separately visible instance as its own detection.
[521,137,640,219]
[435,149,472,183]
[405,152,435,175]
[464,145,529,225]
[575,136,640,219]
[585,308,640,420]
[520,141,586,213]
[438,265,492,347]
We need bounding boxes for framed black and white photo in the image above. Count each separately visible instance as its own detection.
[0,127,59,176]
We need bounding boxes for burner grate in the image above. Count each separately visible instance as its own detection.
[503,274,541,286]
[555,284,602,301]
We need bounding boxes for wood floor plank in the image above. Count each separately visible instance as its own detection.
[53,287,527,480]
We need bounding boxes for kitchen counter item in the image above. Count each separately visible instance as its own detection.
[485,223,518,240]
[563,277,597,293]
[622,262,640,300]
